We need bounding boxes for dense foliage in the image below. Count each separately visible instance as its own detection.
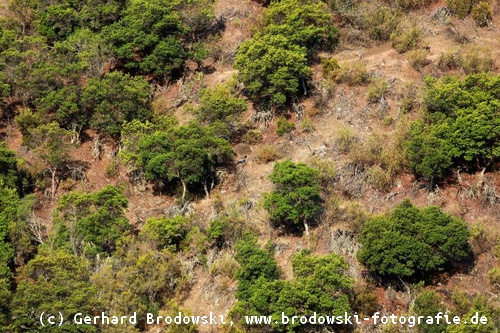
[358,200,471,279]
[406,74,500,182]
[235,0,337,107]
[232,240,353,333]
[121,118,233,200]
[53,185,130,256]
[11,248,100,333]
[264,160,322,233]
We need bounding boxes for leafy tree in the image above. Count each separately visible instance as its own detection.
[234,234,281,300]
[263,0,338,51]
[10,248,100,333]
[232,249,353,333]
[138,121,233,200]
[193,83,247,125]
[27,122,70,200]
[358,199,471,280]
[53,185,130,256]
[141,215,188,251]
[264,160,322,234]
[82,71,152,138]
[91,236,186,331]
[0,184,16,327]
[234,34,311,107]
[102,0,186,78]
[35,0,125,41]
[406,74,500,182]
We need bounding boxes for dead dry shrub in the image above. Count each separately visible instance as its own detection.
[438,49,462,70]
[209,250,239,278]
[241,129,263,144]
[255,144,282,163]
[368,165,393,192]
[361,5,401,41]
[461,46,494,74]
[390,21,423,53]
[407,49,430,70]
[324,197,369,234]
[469,221,499,255]
[399,83,420,113]
[384,0,436,10]
[332,61,370,85]
[308,157,337,190]
[334,127,357,154]
[366,78,389,103]
[446,0,474,18]
[350,135,384,167]
[472,1,493,26]
[489,267,500,289]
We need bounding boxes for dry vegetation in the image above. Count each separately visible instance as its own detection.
[2,0,500,332]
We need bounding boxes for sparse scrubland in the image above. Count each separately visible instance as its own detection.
[1,0,500,332]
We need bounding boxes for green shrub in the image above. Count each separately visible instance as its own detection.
[194,84,247,124]
[301,117,314,133]
[321,57,340,77]
[461,46,493,74]
[407,74,500,181]
[390,22,423,53]
[446,0,474,18]
[472,1,493,26]
[141,215,188,251]
[207,211,247,248]
[358,199,472,279]
[234,234,280,300]
[276,117,295,136]
[231,250,353,332]
[413,290,447,333]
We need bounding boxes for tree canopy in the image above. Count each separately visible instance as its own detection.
[406,74,500,181]
[358,199,471,280]
[53,185,130,257]
[264,160,322,234]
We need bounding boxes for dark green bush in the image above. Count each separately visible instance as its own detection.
[358,200,471,279]
[264,160,322,234]
[406,74,500,180]
[276,117,295,136]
